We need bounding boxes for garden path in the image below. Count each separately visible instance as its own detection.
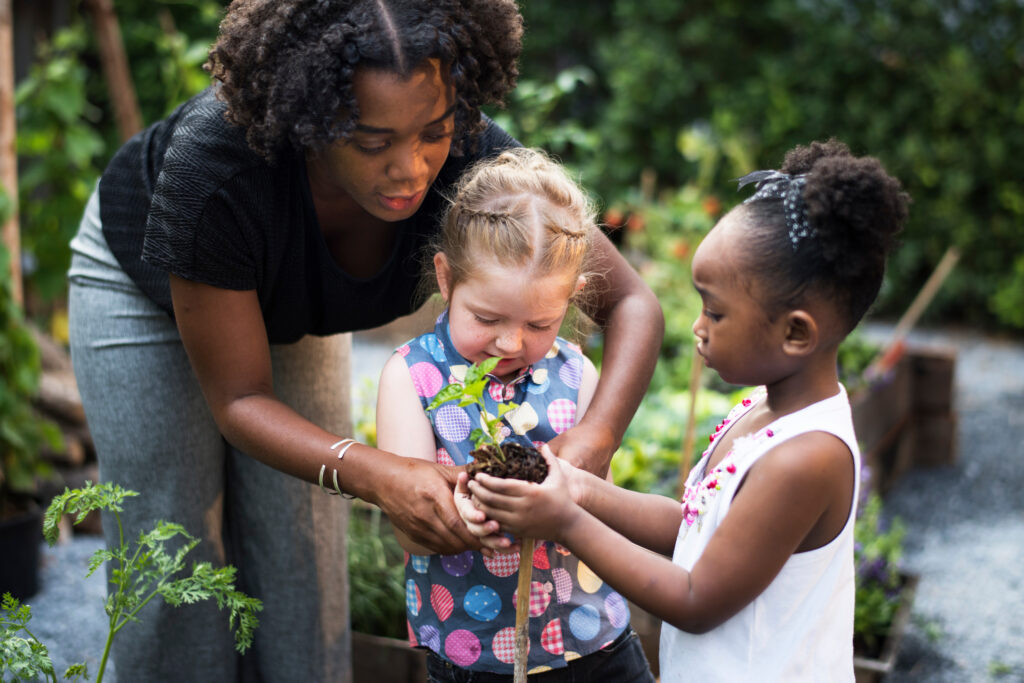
[22,319,1024,682]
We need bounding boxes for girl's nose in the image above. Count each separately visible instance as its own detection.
[495,328,523,354]
[692,316,705,340]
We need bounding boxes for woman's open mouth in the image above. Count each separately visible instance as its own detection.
[378,190,425,212]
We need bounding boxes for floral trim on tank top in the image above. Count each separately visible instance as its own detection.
[680,386,779,534]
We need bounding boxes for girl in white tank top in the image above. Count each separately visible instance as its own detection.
[458,139,910,682]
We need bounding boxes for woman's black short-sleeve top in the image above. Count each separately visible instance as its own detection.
[98,87,517,344]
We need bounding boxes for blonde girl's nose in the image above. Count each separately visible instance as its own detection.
[496,328,523,353]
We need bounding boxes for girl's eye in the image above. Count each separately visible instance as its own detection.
[474,315,498,325]
[528,323,553,332]
[704,309,722,322]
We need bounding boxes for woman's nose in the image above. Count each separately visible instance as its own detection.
[387,143,428,183]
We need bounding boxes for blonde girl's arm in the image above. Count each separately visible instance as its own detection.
[471,432,852,633]
[376,352,444,556]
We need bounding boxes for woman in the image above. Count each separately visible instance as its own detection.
[67,1,663,680]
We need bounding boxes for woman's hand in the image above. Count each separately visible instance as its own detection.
[368,456,483,555]
[466,446,581,544]
[546,421,617,477]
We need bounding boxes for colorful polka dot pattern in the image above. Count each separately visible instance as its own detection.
[396,310,627,674]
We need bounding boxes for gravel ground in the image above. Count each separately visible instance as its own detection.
[17,323,1024,682]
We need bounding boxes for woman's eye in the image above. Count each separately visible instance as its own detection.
[423,127,453,144]
[354,139,389,154]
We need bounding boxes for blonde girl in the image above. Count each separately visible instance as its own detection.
[377,148,656,682]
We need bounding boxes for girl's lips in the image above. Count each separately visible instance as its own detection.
[378,190,424,212]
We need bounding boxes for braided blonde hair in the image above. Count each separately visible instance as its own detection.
[435,148,598,301]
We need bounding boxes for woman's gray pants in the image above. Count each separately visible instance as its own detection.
[68,188,352,682]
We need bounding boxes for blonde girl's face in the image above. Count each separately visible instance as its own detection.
[435,253,584,381]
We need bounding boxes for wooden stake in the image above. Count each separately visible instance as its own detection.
[0,0,22,306]
[678,341,703,497]
[865,246,961,381]
[514,537,535,683]
[84,0,142,141]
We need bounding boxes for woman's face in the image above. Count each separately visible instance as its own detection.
[311,58,456,221]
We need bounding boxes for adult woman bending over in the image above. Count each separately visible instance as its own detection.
[67,1,663,681]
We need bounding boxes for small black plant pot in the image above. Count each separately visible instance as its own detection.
[0,502,43,599]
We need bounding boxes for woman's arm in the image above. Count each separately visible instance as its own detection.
[550,232,663,476]
[170,275,480,553]
[470,434,851,633]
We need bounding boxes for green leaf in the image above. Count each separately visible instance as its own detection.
[426,383,465,411]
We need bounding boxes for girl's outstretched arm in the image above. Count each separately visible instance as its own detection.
[470,434,852,633]
[548,233,663,476]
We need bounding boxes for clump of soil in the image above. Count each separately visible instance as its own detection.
[467,442,548,483]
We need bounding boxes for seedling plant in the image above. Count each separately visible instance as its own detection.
[0,481,261,682]
[428,357,546,683]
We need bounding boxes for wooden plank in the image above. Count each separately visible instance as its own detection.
[84,0,142,141]
[0,0,22,306]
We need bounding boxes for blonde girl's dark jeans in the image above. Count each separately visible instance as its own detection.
[425,627,656,683]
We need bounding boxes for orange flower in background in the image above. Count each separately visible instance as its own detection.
[702,195,722,218]
[625,213,645,233]
[603,207,625,229]
[672,241,691,261]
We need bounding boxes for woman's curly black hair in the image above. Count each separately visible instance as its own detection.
[205,0,523,160]
[739,139,911,332]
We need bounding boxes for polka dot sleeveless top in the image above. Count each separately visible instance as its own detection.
[397,311,629,674]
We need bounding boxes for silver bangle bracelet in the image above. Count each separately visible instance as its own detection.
[318,438,358,499]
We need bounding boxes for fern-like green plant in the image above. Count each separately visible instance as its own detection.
[0,482,262,682]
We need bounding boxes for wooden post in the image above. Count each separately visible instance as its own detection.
[0,0,22,306]
[678,341,703,497]
[84,0,142,141]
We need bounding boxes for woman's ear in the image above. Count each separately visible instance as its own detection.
[434,252,453,301]
[782,310,819,357]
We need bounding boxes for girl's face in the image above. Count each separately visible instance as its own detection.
[436,254,583,381]
[310,59,456,221]
[690,213,788,386]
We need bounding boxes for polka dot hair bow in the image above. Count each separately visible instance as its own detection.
[736,169,816,250]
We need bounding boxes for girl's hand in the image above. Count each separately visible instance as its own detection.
[454,472,517,555]
[467,445,581,543]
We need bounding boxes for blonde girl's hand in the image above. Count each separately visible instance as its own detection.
[454,472,518,556]
[467,445,581,543]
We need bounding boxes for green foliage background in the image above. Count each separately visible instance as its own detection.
[504,0,1024,332]
[12,0,1024,332]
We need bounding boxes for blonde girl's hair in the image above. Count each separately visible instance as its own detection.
[435,147,598,303]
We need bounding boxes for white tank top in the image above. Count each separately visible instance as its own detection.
[660,385,859,682]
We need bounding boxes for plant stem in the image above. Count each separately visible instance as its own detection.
[514,537,535,683]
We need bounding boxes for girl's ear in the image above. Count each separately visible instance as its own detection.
[574,275,587,295]
[781,310,819,357]
[434,252,453,301]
